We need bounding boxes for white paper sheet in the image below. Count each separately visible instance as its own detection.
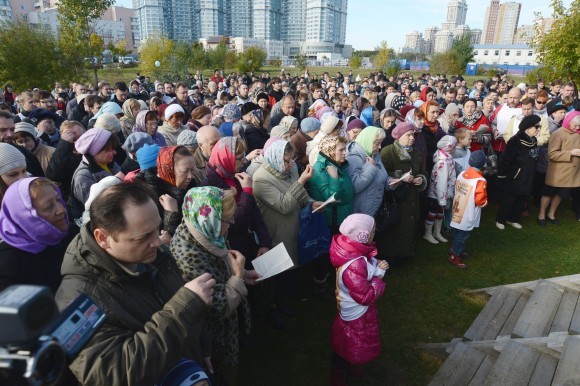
[312,193,338,213]
[251,243,294,281]
[389,170,411,185]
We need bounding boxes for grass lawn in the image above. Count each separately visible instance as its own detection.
[239,199,580,385]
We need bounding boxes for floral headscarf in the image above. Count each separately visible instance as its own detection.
[264,139,289,174]
[309,99,327,117]
[182,186,227,251]
[157,146,179,186]
[319,136,340,160]
[209,137,238,180]
[121,99,139,126]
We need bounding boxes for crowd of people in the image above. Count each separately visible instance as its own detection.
[0,67,579,386]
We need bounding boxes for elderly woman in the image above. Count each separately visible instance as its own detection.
[137,146,196,235]
[133,110,167,146]
[380,122,427,263]
[496,115,540,230]
[0,177,70,293]
[0,143,28,203]
[120,99,142,138]
[200,137,272,260]
[14,122,55,173]
[159,105,188,146]
[346,126,396,218]
[279,115,299,137]
[189,106,212,131]
[69,128,121,220]
[170,186,258,385]
[270,125,291,141]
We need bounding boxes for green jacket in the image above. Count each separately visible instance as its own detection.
[307,153,354,230]
[55,226,208,386]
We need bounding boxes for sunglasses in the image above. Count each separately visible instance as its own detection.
[536,100,548,105]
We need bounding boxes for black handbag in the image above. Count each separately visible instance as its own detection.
[375,191,399,233]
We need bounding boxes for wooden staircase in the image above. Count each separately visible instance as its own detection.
[420,275,580,385]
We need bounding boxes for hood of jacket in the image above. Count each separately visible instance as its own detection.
[329,234,377,268]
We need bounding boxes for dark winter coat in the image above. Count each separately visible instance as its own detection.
[244,124,269,153]
[46,140,82,201]
[497,130,538,195]
[12,143,44,177]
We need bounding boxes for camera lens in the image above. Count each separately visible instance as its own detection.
[32,340,66,386]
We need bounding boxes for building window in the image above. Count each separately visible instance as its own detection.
[484,50,488,56]
[516,51,521,56]
[505,50,510,56]
[494,50,499,56]
[528,51,533,56]
[474,50,478,55]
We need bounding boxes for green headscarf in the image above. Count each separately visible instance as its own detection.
[182,186,227,250]
[355,126,381,156]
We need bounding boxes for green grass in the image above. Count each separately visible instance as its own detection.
[239,200,580,385]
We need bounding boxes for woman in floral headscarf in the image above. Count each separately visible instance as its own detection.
[199,137,272,261]
[170,186,259,386]
[136,146,196,235]
[120,99,143,139]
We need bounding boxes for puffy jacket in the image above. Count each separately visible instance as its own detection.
[55,226,208,386]
[329,234,385,365]
[427,149,457,206]
[346,141,394,217]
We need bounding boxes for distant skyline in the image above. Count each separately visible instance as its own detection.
[114,0,571,50]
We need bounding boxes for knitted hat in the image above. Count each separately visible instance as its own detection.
[392,95,408,111]
[75,128,111,156]
[519,114,541,131]
[469,150,487,169]
[14,122,37,140]
[346,118,366,132]
[177,130,198,148]
[240,102,258,116]
[445,103,460,116]
[222,103,241,121]
[256,92,268,102]
[164,104,185,121]
[339,213,375,244]
[548,104,568,116]
[136,143,161,170]
[300,117,321,133]
[437,135,458,152]
[391,122,415,140]
[0,143,26,176]
[123,132,153,153]
[95,114,121,133]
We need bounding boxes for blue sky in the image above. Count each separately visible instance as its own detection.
[115,0,570,50]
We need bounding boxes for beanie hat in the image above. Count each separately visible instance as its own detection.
[123,132,153,153]
[437,135,458,152]
[240,102,258,116]
[256,92,268,102]
[391,122,415,140]
[164,104,185,121]
[177,130,198,148]
[469,150,487,170]
[339,213,375,244]
[75,128,111,156]
[346,118,366,132]
[136,143,161,170]
[0,143,27,176]
[28,109,58,126]
[14,122,38,140]
[519,114,541,131]
[222,103,241,121]
[95,114,122,133]
[300,117,321,133]
[548,104,568,116]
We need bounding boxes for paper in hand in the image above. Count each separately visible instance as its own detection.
[252,243,294,281]
[312,193,338,213]
[389,171,411,185]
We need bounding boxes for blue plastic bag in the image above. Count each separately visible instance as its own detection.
[298,203,331,265]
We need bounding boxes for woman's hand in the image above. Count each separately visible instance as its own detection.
[159,194,178,212]
[298,164,314,185]
[412,177,423,186]
[235,172,253,188]
[402,173,414,183]
[245,149,261,161]
[159,230,171,245]
[326,165,338,179]
[366,156,375,166]
[228,250,246,279]
[243,270,262,285]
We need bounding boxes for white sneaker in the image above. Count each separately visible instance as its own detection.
[496,222,505,230]
[423,233,439,244]
[507,221,523,229]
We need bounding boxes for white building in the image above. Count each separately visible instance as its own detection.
[433,30,454,53]
[495,2,521,44]
[230,37,284,60]
[0,0,11,24]
[441,0,467,30]
[472,44,537,66]
[404,31,424,54]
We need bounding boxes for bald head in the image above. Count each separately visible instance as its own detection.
[197,125,221,158]
[507,87,521,108]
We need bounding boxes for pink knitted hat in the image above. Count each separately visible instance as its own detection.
[339,213,375,244]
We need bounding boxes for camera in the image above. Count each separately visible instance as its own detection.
[0,286,106,386]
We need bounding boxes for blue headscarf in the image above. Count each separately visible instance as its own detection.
[360,106,374,127]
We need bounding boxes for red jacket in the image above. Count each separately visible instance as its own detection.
[329,234,385,364]
[457,115,491,152]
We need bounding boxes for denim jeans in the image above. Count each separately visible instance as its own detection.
[451,228,472,255]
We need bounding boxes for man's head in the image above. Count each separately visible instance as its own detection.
[19,92,36,113]
[175,82,189,103]
[36,90,55,112]
[521,97,534,116]
[0,110,15,143]
[280,96,295,116]
[75,83,87,95]
[114,82,129,103]
[271,77,282,91]
[130,80,140,95]
[164,82,175,95]
[60,120,85,143]
[561,82,576,98]
[535,91,549,111]
[85,95,104,115]
[445,88,457,104]
[526,85,538,100]
[309,82,323,100]
[100,82,112,97]
[91,183,162,269]
[238,83,248,98]
[197,125,221,158]
[507,87,522,108]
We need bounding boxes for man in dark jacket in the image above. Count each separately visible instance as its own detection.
[55,183,215,385]
[170,82,197,125]
[0,110,44,176]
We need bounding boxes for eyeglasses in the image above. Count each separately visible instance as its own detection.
[536,100,548,105]
[534,124,541,129]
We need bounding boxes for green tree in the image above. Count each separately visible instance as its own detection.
[0,20,69,90]
[348,55,363,70]
[429,51,463,74]
[374,40,391,70]
[295,51,307,70]
[532,0,580,83]
[57,0,115,84]
[238,46,266,73]
[269,58,282,68]
[169,41,193,79]
[450,32,474,71]
[191,42,208,70]
[138,37,174,80]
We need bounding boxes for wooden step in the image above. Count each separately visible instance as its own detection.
[512,280,565,338]
[428,341,487,386]
[467,353,497,386]
[550,287,579,333]
[463,286,525,342]
[528,353,558,386]
[483,340,540,386]
[567,296,580,335]
[552,335,580,386]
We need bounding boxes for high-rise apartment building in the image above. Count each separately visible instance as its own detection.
[481,1,520,44]
[253,0,282,40]
[481,0,500,44]
[441,0,468,31]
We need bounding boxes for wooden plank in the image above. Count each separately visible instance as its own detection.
[483,341,540,386]
[497,292,529,338]
[552,335,580,386]
[429,341,486,386]
[528,353,558,386]
[468,353,497,386]
[415,342,453,360]
[464,286,523,341]
[512,280,565,338]
[551,288,579,333]
[467,274,580,296]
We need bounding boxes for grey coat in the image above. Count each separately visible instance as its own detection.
[346,141,394,217]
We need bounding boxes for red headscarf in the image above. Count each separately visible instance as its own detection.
[420,101,440,134]
[209,137,238,189]
[157,146,179,186]
[420,87,435,102]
